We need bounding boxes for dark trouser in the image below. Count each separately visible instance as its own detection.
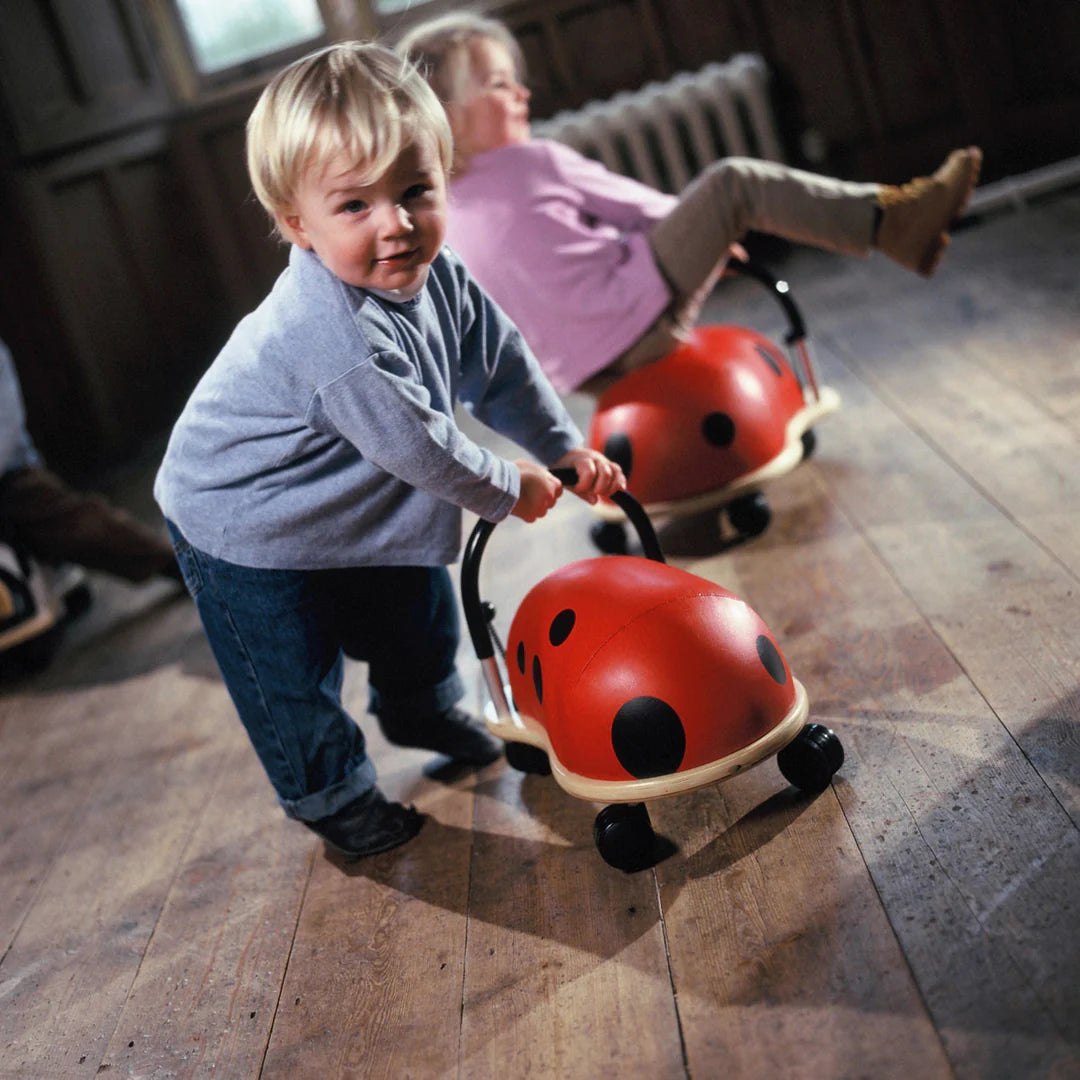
[167,522,464,823]
[0,465,175,582]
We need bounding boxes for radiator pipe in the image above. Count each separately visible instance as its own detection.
[963,155,1080,218]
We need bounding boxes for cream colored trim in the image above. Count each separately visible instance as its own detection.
[0,557,60,653]
[485,700,549,748]
[490,679,810,804]
[594,385,841,522]
[0,606,57,652]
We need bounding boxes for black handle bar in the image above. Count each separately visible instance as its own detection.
[461,468,665,660]
[727,257,807,346]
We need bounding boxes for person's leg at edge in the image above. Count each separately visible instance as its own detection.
[327,564,502,766]
[166,523,424,858]
[1,465,180,583]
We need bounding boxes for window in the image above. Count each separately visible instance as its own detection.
[371,1,502,30]
[171,0,328,81]
[155,0,505,97]
[373,0,430,12]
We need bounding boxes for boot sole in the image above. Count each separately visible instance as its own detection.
[919,147,983,276]
[322,810,427,859]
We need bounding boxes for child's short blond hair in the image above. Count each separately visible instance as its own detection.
[246,41,453,233]
[395,13,524,107]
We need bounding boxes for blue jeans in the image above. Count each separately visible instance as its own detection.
[167,522,463,822]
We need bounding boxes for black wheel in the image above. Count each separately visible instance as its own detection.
[801,428,817,460]
[727,492,771,538]
[62,582,93,621]
[7,625,63,675]
[594,802,660,873]
[505,741,551,775]
[777,723,844,794]
[590,520,629,555]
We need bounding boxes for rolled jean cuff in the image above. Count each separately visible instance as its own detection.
[280,756,378,824]
[368,667,465,724]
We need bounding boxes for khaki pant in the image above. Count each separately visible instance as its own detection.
[580,157,880,394]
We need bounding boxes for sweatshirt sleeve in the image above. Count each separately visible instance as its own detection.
[544,139,677,230]
[308,349,520,523]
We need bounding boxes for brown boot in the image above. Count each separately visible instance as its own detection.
[875,146,982,277]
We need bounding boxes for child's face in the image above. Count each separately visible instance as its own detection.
[281,135,447,293]
[454,37,531,160]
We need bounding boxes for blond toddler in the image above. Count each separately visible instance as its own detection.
[155,42,624,858]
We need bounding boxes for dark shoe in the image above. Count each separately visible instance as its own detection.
[306,789,425,858]
[378,706,503,765]
[159,556,186,586]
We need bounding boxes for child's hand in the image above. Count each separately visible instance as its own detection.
[511,459,563,522]
[551,447,627,506]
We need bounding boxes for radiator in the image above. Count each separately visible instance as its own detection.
[531,53,784,194]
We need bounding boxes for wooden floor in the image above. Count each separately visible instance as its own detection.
[2,190,1079,1080]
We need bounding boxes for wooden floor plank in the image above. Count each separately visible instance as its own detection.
[261,669,481,1080]
[95,734,314,1080]
[0,687,107,954]
[812,290,1080,574]
[459,764,684,1080]
[261,814,474,1080]
[0,674,234,1077]
[651,765,953,1079]
[692,461,1080,1078]
[441,478,688,1080]
[696,312,1080,1072]
[806,337,1080,827]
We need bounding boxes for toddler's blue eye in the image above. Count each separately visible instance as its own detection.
[342,199,367,214]
[403,184,430,201]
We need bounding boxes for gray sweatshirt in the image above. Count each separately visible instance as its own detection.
[154,245,581,569]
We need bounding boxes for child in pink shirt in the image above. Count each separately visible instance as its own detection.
[398,14,982,394]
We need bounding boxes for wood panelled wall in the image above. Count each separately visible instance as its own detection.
[1,0,1078,476]
[491,0,1080,179]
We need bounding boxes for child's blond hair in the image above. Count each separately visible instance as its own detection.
[246,41,453,235]
[395,13,524,108]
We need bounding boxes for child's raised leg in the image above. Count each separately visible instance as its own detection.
[649,149,982,306]
[875,147,982,276]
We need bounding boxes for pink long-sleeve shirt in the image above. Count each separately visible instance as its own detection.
[446,139,677,393]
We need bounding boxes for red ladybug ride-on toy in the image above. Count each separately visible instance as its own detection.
[588,260,840,554]
[462,471,844,873]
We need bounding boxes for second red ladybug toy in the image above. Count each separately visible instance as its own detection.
[587,261,840,554]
